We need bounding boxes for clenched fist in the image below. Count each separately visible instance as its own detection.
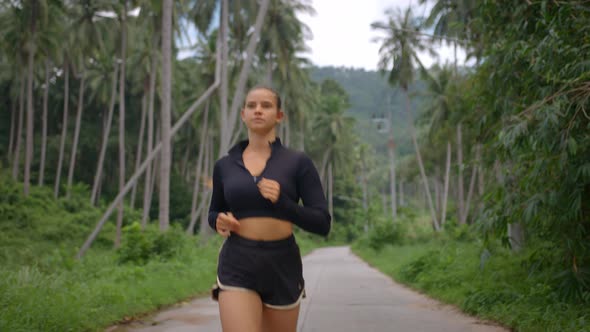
[257,177,281,203]
[216,212,240,237]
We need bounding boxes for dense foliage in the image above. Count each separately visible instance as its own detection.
[472,1,590,301]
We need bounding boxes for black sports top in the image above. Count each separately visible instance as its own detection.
[208,138,331,236]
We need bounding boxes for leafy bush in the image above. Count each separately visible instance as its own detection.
[442,218,475,242]
[116,223,188,265]
[366,220,408,250]
[398,249,440,282]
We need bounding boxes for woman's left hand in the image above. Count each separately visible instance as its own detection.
[257,177,280,203]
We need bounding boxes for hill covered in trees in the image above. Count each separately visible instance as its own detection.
[311,66,427,157]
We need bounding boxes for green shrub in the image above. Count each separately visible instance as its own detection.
[398,249,440,282]
[116,223,188,265]
[462,289,522,315]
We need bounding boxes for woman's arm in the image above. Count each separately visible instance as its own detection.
[275,155,331,236]
[208,161,229,231]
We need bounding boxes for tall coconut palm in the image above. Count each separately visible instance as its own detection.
[260,0,315,146]
[65,0,109,198]
[372,7,440,230]
[218,0,271,157]
[22,0,40,196]
[258,0,314,85]
[37,2,63,187]
[419,0,477,68]
[88,54,119,206]
[311,80,354,187]
[114,1,130,247]
[2,1,46,195]
[159,0,173,231]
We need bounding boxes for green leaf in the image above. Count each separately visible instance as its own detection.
[567,137,577,156]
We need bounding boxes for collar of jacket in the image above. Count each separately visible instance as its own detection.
[228,137,283,161]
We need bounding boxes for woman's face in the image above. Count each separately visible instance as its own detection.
[241,88,283,134]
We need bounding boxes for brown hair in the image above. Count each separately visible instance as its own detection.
[245,85,282,110]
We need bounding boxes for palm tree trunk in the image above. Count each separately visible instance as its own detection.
[266,55,273,84]
[130,85,147,208]
[477,143,485,216]
[434,174,441,216]
[453,42,458,72]
[180,143,191,180]
[222,0,271,156]
[8,99,16,159]
[361,159,368,233]
[218,0,229,156]
[319,147,332,191]
[54,63,69,197]
[24,39,36,195]
[159,0,173,231]
[404,90,439,230]
[91,63,119,205]
[283,97,290,147]
[141,54,157,228]
[441,141,451,225]
[461,145,480,224]
[187,101,210,234]
[399,180,404,207]
[116,4,128,247]
[457,123,465,224]
[199,138,214,241]
[146,127,161,224]
[77,32,223,258]
[388,139,397,221]
[66,72,86,198]
[12,74,25,181]
[298,112,305,151]
[328,162,333,222]
[39,61,50,186]
[494,161,525,251]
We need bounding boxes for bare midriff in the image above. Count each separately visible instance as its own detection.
[233,217,293,241]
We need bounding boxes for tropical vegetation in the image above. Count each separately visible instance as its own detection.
[0,0,588,331]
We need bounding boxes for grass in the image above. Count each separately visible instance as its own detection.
[352,240,590,332]
[0,236,221,332]
[0,173,332,332]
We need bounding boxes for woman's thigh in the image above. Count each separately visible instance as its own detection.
[261,305,300,332]
[219,290,263,332]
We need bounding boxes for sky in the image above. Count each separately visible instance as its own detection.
[296,0,466,70]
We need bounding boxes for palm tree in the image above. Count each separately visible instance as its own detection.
[88,50,119,206]
[115,1,130,247]
[159,0,173,231]
[219,0,271,157]
[419,0,477,68]
[258,0,314,85]
[257,0,314,147]
[37,2,63,187]
[311,79,354,187]
[65,1,110,198]
[372,7,440,230]
[2,1,50,195]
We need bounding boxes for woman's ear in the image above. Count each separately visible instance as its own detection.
[276,110,285,123]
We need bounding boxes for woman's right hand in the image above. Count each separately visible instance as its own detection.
[216,212,240,237]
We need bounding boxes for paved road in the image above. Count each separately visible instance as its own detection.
[107,246,508,332]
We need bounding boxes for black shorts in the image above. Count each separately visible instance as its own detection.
[211,233,305,309]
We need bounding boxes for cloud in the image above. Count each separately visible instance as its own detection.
[297,0,467,70]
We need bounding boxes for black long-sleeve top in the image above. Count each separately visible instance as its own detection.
[208,138,331,236]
